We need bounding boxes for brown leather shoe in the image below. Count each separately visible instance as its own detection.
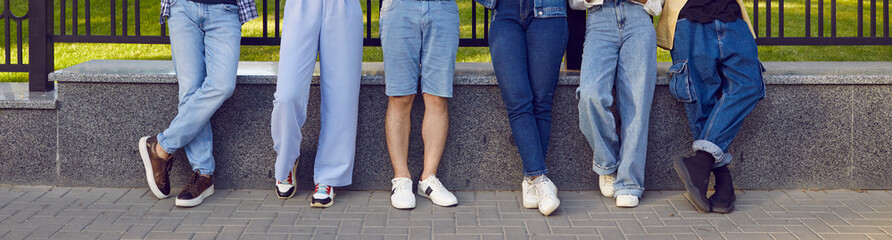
[176,170,214,207]
[139,136,174,199]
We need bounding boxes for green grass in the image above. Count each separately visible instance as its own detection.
[2,0,892,82]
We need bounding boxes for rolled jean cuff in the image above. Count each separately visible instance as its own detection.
[524,169,549,177]
[692,140,733,168]
[195,169,214,175]
[614,187,645,198]
[591,163,618,176]
[155,133,177,155]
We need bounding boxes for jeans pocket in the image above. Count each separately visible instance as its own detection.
[381,0,400,13]
[667,60,695,103]
[757,59,767,99]
[439,1,459,14]
[222,4,239,13]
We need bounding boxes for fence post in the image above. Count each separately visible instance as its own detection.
[29,0,54,92]
[565,8,585,71]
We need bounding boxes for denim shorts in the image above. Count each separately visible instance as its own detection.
[380,0,460,97]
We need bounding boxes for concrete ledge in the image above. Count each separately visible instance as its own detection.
[3,60,888,191]
[0,83,57,109]
[0,83,58,185]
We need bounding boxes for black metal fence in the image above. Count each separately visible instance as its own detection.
[3,0,892,92]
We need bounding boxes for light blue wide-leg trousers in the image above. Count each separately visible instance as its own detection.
[272,0,363,187]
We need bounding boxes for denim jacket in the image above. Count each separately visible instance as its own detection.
[474,0,567,18]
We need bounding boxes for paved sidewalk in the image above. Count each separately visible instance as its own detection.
[0,187,891,240]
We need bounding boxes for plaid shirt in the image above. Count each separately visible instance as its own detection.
[160,0,259,24]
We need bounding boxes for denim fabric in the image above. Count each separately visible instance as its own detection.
[668,18,765,168]
[272,0,363,186]
[577,0,655,198]
[489,0,567,177]
[474,0,567,18]
[380,0,460,98]
[158,0,242,175]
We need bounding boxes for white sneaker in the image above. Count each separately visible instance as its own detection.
[310,184,334,208]
[418,175,458,207]
[522,177,538,209]
[616,194,639,208]
[390,178,416,209]
[521,175,560,216]
[599,174,616,198]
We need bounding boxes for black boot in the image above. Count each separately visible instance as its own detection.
[674,151,714,213]
[709,166,735,213]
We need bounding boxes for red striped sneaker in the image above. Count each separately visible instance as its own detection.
[275,162,298,199]
[310,184,334,208]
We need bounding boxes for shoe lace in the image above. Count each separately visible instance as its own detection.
[427,176,447,192]
[285,171,293,184]
[183,171,200,194]
[394,179,411,192]
[315,184,330,196]
[536,177,556,197]
[602,174,615,185]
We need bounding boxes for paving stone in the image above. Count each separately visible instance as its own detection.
[785,226,822,240]
[3,188,892,239]
[643,226,693,234]
[596,227,624,240]
[817,234,871,240]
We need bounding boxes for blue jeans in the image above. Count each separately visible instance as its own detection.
[577,0,655,197]
[668,18,765,168]
[380,0,460,97]
[158,0,242,175]
[489,0,568,177]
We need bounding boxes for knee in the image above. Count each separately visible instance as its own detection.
[576,86,612,109]
[210,79,236,99]
[274,89,304,105]
[422,94,448,113]
[388,95,415,109]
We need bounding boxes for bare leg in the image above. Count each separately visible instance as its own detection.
[420,93,449,181]
[386,95,416,179]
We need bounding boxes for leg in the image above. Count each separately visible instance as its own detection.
[314,0,363,187]
[698,19,764,168]
[180,2,242,175]
[612,3,657,198]
[420,94,449,180]
[669,19,721,213]
[578,5,621,178]
[669,20,722,143]
[272,0,322,182]
[418,1,460,180]
[386,95,415,179]
[525,17,567,157]
[489,16,547,177]
[381,0,422,180]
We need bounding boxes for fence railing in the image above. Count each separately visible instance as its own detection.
[3,0,892,92]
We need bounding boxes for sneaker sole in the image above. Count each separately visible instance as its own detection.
[139,136,169,199]
[391,200,416,210]
[616,199,639,208]
[310,193,335,208]
[673,158,711,213]
[417,190,458,207]
[310,201,333,208]
[274,187,296,200]
[275,163,300,200]
[175,185,214,207]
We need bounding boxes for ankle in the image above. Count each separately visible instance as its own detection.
[420,173,436,181]
[154,144,170,159]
